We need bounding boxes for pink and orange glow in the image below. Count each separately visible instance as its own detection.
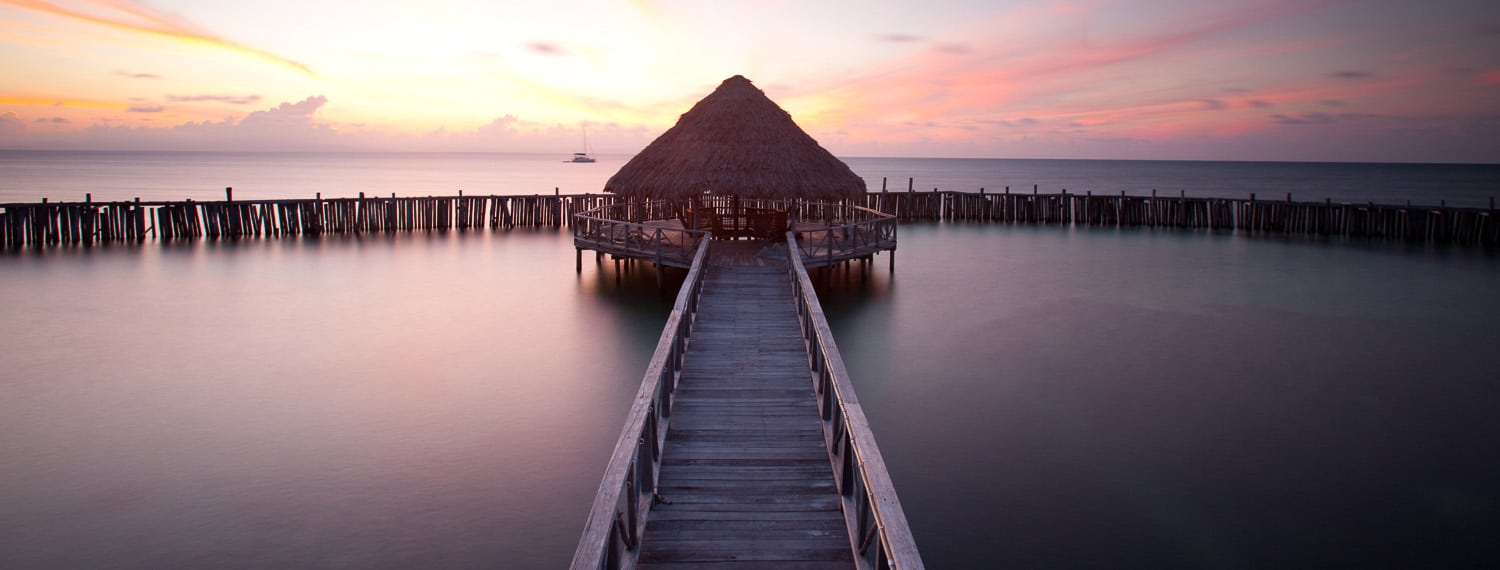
[1,0,1497,162]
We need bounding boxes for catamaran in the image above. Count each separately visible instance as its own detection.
[566,126,596,163]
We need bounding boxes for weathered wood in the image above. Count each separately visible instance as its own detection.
[572,239,710,570]
[636,258,852,569]
[786,232,924,570]
[577,239,923,569]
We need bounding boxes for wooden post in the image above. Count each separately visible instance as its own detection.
[226,187,233,201]
[577,248,583,274]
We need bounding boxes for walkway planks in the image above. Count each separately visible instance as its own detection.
[638,243,853,569]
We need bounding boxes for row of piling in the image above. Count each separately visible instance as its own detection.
[3,186,1495,248]
[2,189,618,247]
[862,186,1495,245]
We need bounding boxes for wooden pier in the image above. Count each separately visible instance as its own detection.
[572,238,921,569]
[571,200,898,289]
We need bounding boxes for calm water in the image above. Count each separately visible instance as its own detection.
[2,153,1498,567]
[0,231,679,568]
[820,225,1499,568]
[3,151,1497,207]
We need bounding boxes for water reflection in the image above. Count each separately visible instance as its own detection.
[0,230,664,568]
[824,223,1500,568]
[3,225,1496,568]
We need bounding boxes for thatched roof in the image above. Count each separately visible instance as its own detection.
[604,75,866,201]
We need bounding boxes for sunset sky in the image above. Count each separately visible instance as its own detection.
[1,0,1497,162]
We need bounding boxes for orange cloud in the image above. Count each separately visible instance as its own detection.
[1,0,314,76]
[0,95,127,109]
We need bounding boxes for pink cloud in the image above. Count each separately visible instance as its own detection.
[1,0,313,76]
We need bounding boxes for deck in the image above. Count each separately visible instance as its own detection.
[639,252,850,567]
[573,237,922,570]
[572,201,898,281]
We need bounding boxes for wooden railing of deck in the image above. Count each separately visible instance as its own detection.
[571,238,710,570]
[786,231,924,570]
[572,201,709,269]
[791,203,899,269]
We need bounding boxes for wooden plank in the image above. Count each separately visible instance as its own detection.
[570,239,711,570]
[636,244,855,570]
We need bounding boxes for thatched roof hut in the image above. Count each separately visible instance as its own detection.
[604,75,866,201]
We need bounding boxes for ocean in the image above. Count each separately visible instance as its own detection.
[2,150,1497,207]
[1,152,1497,568]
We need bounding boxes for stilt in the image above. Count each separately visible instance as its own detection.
[576,248,583,274]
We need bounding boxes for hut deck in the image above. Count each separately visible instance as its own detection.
[638,244,852,568]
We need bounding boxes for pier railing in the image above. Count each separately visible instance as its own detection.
[571,238,710,570]
[791,203,899,269]
[572,200,708,269]
[786,231,924,569]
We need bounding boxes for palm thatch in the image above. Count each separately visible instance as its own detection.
[605,75,866,201]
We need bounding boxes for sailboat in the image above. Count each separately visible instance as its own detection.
[566,126,596,163]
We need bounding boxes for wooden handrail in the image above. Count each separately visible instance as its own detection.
[573,201,711,267]
[785,231,924,569]
[571,238,710,570]
[791,204,898,267]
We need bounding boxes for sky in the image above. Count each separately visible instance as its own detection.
[1,0,1497,163]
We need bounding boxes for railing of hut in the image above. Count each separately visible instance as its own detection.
[572,238,710,570]
[789,202,899,269]
[572,200,708,268]
[786,230,923,569]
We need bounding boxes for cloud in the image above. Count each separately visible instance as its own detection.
[127,105,164,113]
[115,70,161,79]
[1200,99,1228,110]
[876,33,924,43]
[526,42,567,56]
[935,43,974,55]
[34,117,71,124]
[1270,112,1378,126]
[1249,100,1273,108]
[1,0,313,76]
[1326,70,1373,79]
[167,94,263,105]
[30,95,342,151]
[982,117,1040,128]
[0,111,24,133]
[238,96,327,128]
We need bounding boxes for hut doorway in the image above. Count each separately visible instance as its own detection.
[686,195,788,242]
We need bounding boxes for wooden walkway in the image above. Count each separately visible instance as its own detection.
[573,237,920,570]
[639,244,851,568]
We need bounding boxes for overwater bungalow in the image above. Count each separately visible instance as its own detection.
[573,75,898,274]
[570,76,918,569]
